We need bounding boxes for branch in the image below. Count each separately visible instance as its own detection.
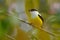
[18,18,32,25]
[18,18,57,37]
[5,34,16,40]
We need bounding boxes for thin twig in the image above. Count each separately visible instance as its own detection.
[39,28,57,37]
[18,18,32,25]
[5,34,16,40]
[18,18,57,37]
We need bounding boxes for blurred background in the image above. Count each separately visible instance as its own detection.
[0,0,60,40]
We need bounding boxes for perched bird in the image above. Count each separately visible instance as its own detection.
[29,9,44,29]
[25,1,51,40]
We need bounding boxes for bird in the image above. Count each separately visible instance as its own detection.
[29,9,44,29]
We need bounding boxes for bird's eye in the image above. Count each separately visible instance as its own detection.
[38,14,44,22]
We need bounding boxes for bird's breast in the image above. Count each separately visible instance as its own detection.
[31,17,43,28]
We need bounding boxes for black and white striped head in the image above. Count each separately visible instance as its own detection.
[29,9,44,22]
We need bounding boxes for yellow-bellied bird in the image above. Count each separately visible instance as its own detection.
[28,9,51,40]
[29,9,44,29]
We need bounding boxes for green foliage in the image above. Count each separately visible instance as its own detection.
[47,13,60,25]
[0,5,20,40]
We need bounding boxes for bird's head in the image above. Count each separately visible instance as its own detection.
[29,9,40,17]
[29,9,44,22]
